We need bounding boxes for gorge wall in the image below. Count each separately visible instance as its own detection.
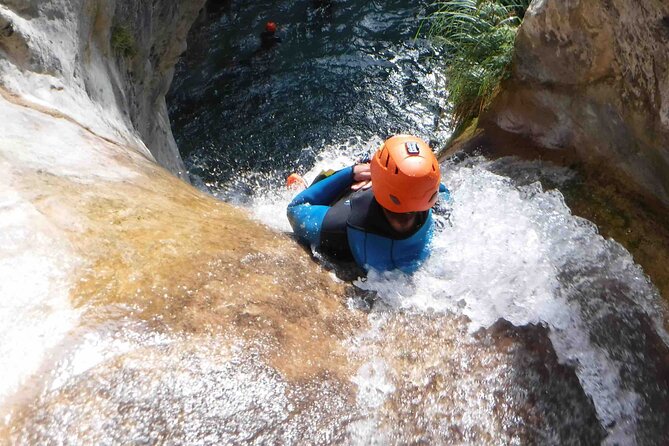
[0,0,203,179]
[479,0,669,209]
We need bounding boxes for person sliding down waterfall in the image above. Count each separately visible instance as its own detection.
[286,135,449,274]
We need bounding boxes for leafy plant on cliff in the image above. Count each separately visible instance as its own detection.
[422,0,530,131]
[111,25,137,58]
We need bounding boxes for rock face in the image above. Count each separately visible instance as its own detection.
[0,0,360,435]
[483,0,669,207]
[0,89,364,440]
[0,0,204,179]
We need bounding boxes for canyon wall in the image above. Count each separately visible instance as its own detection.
[481,0,669,207]
[0,0,203,179]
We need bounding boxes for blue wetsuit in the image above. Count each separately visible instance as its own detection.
[287,166,449,274]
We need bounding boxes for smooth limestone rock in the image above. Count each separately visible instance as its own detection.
[0,0,363,439]
[0,0,202,180]
[0,89,364,440]
[482,0,669,208]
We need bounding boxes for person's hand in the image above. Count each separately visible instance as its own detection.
[351,163,372,191]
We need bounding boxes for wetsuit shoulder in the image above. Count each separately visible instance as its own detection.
[320,193,355,260]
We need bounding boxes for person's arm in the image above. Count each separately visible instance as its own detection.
[286,166,355,245]
[289,166,354,207]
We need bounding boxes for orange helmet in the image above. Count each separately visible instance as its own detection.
[265,21,277,33]
[370,135,441,213]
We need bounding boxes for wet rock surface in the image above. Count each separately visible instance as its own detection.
[0,92,361,442]
[346,314,605,444]
[481,0,669,208]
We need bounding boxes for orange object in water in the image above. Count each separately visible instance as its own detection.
[286,173,307,190]
[370,135,441,213]
[265,21,277,33]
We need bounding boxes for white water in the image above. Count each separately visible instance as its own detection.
[249,146,669,444]
[358,160,650,444]
[0,169,81,415]
[251,136,384,233]
[0,97,145,419]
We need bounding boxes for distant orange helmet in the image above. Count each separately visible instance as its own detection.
[370,135,441,213]
[265,21,277,33]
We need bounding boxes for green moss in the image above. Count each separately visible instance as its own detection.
[560,169,669,301]
[452,116,479,142]
[421,0,530,128]
[111,25,136,58]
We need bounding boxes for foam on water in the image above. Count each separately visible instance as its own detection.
[248,150,669,444]
[0,168,81,416]
[358,159,668,444]
[250,137,384,232]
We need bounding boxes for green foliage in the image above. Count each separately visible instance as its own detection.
[422,0,530,130]
[111,25,136,58]
[498,0,532,19]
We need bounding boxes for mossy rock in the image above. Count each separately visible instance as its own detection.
[111,25,136,58]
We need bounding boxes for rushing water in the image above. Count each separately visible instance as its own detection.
[165,0,669,444]
[169,1,669,444]
[7,0,666,444]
